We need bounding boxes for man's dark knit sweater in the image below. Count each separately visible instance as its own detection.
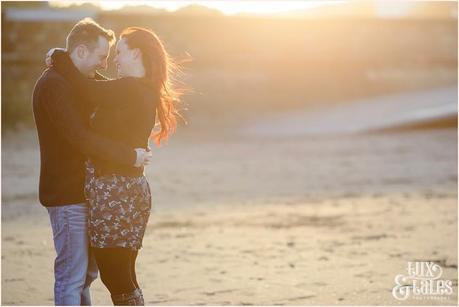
[32,67,137,207]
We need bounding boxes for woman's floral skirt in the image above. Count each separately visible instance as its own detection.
[84,160,151,250]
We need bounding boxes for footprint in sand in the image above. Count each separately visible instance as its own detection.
[4,278,24,282]
[249,277,264,281]
[388,252,406,258]
[311,282,328,287]
[351,233,395,241]
[285,295,315,301]
[201,288,239,296]
[354,270,381,279]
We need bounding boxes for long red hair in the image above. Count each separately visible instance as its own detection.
[120,27,188,146]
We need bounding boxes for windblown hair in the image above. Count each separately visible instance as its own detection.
[120,27,189,146]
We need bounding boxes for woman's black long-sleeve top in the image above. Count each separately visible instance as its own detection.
[52,51,158,177]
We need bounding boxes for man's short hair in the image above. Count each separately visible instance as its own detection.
[66,18,115,53]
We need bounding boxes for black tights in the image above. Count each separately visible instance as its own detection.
[92,247,139,295]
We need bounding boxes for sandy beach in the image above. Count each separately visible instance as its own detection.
[1,1,457,304]
[1,124,457,305]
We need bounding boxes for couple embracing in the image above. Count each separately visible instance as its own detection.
[33,18,184,305]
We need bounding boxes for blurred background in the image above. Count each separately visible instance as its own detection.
[2,1,458,305]
[2,0,457,132]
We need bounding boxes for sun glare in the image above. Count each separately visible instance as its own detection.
[49,0,343,16]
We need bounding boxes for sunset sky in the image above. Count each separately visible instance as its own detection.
[49,1,336,15]
[48,0,420,17]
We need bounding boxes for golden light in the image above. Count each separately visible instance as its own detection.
[49,0,344,16]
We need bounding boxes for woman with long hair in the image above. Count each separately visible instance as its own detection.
[49,27,187,305]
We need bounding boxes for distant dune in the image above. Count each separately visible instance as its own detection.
[246,86,457,137]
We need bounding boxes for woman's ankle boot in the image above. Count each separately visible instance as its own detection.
[111,288,144,306]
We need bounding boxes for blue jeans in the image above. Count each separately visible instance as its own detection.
[47,203,99,305]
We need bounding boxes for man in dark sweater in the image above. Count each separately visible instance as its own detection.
[32,18,148,306]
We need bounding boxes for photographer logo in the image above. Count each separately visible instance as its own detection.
[392,261,454,301]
